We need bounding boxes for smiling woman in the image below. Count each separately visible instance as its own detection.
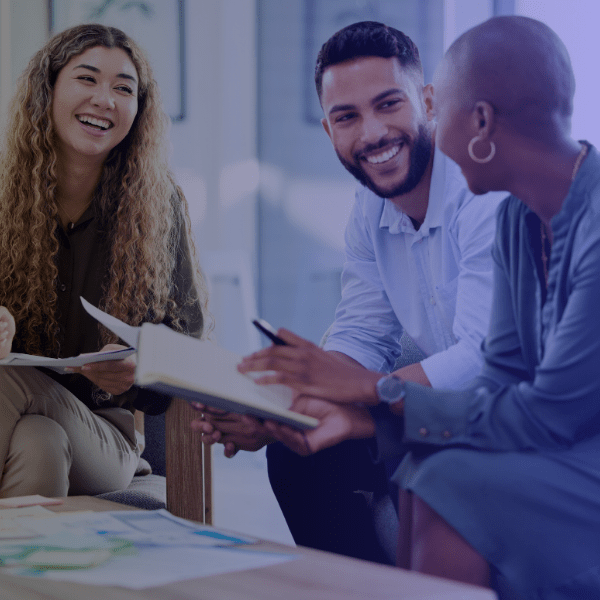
[52,46,139,170]
[51,45,140,228]
[0,24,210,499]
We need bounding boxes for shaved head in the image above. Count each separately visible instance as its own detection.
[443,16,575,138]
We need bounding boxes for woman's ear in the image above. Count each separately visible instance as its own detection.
[472,101,496,139]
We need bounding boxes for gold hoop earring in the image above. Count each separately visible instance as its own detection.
[468,136,496,164]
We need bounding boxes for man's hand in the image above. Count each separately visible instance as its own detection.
[264,396,376,456]
[0,307,15,360]
[190,403,274,458]
[68,344,136,396]
[238,328,381,404]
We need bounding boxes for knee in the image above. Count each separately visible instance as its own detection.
[266,442,295,484]
[12,415,72,470]
[1,415,72,497]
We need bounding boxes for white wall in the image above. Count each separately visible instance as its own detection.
[444,0,493,49]
[515,0,600,146]
[169,0,259,353]
[170,0,257,256]
[0,0,48,127]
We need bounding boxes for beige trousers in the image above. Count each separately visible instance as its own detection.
[0,367,139,498]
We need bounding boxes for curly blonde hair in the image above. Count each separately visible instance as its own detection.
[0,23,210,355]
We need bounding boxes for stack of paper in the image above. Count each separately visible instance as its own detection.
[0,508,296,588]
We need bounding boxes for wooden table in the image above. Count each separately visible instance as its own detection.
[0,496,497,600]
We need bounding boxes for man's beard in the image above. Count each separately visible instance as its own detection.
[337,124,433,199]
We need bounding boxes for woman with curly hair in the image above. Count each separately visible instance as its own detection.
[0,23,208,498]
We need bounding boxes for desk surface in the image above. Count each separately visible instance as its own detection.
[0,496,496,600]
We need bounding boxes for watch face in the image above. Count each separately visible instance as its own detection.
[376,375,405,403]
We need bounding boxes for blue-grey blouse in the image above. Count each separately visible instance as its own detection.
[371,143,600,599]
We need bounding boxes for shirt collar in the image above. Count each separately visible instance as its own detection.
[379,146,446,235]
[55,204,95,242]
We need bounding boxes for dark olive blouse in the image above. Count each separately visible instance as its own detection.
[17,199,204,415]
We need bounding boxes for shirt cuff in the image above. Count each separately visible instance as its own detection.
[420,344,483,390]
[402,382,471,445]
[323,339,391,372]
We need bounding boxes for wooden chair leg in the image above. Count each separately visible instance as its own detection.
[165,398,212,524]
[133,410,145,453]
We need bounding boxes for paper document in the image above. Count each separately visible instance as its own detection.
[0,347,135,373]
[0,509,297,588]
[0,495,63,508]
[81,296,141,348]
[135,323,318,429]
[0,506,59,541]
[82,298,319,430]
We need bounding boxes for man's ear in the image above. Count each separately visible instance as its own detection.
[422,83,435,121]
[472,101,496,139]
[321,117,332,141]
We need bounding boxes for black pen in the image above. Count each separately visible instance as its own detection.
[252,319,288,346]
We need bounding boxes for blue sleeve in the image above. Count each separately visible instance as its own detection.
[373,202,600,454]
[323,190,403,372]
[421,190,504,388]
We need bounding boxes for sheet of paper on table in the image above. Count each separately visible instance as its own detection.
[0,505,57,540]
[0,508,297,588]
[0,495,63,508]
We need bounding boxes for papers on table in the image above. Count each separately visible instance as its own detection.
[0,508,297,588]
[39,545,296,588]
[0,495,63,508]
[0,506,56,540]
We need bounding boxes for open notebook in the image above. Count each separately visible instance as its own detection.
[135,324,318,430]
[81,298,318,430]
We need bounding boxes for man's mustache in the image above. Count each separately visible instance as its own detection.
[355,136,409,161]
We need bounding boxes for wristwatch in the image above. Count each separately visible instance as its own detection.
[375,373,406,405]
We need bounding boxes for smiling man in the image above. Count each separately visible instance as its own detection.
[198,21,507,563]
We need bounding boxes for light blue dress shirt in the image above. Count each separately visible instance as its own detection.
[323,147,507,389]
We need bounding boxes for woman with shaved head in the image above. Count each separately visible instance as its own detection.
[240,16,600,598]
[387,16,600,598]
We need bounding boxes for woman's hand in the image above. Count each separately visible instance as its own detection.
[264,396,376,456]
[0,307,15,360]
[69,343,136,396]
[237,328,381,404]
[190,403,274,458]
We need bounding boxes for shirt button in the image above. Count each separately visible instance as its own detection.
[59,283,67,292]
[419,427,429,437]
[442,430,452,439]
